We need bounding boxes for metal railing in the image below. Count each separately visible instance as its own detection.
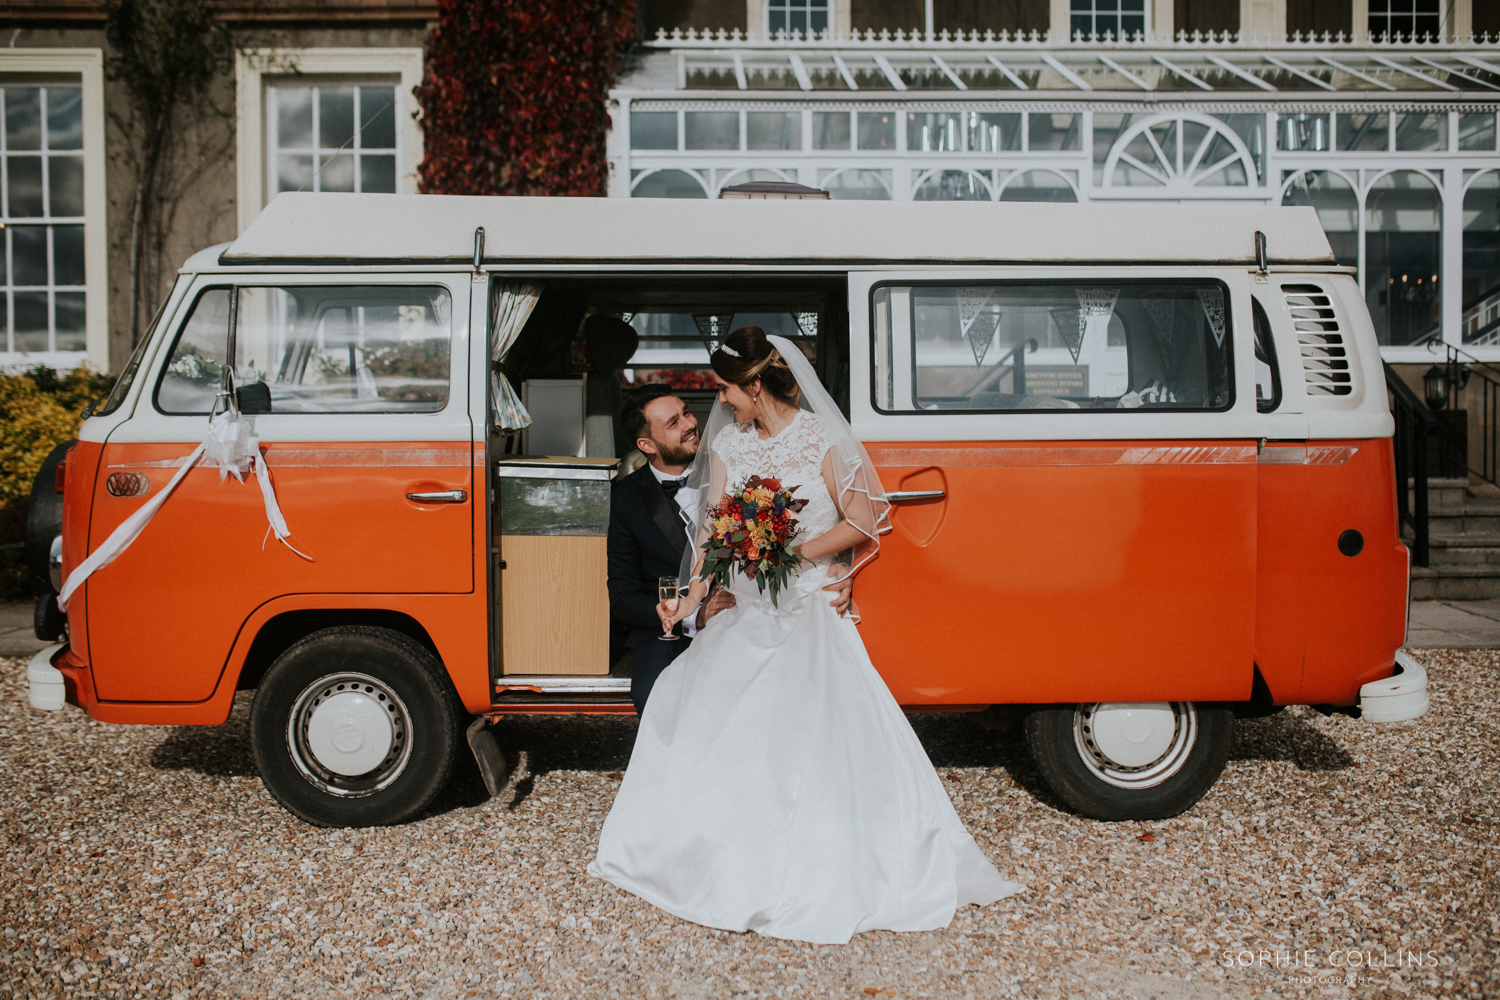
[1432,344,1500,490]
[1386,362,1439,567]
[1462,285,1500,347]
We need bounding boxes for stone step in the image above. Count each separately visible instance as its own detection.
[1409,564,1500,601]
[1425,533,1500,545]
[1423,508,1500,535]
[1425,545,1500,567]
[1404,477,1473,513]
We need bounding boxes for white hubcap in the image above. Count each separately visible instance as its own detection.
[1075,701,1197,789]
[1090,702,1176,767]
[306,691,394,776]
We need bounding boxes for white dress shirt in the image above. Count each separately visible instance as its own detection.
[649,463,700,637]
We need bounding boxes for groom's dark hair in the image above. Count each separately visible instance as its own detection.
[621,383,680,448]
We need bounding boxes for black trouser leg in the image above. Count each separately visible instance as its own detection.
[628,635,692,716]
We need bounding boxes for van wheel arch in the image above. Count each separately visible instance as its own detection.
[250,624,463,827]
[237,609,441,691]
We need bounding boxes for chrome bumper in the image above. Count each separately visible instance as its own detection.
[1359,651,1429,723]
[27,644,66,712]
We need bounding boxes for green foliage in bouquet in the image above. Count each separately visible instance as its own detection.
[700,475,809,608]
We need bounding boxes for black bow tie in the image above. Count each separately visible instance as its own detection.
[661,477,688,500]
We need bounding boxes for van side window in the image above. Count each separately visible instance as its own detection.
[1251,296,1282,413]
[871,282,1233,413]
[155,285,453,415]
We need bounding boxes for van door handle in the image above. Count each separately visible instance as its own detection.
[886,490,945,502]
[407,490,467,504]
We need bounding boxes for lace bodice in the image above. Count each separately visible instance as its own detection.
[712,410,841,554]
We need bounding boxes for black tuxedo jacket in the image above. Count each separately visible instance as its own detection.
[608,465,690,648]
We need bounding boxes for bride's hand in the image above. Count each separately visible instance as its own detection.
[659,579,708,633]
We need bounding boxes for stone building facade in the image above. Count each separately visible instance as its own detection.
[0,0,1494,373]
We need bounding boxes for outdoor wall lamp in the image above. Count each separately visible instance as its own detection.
[1424,365,1448,409]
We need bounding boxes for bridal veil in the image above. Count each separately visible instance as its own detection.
[676,333,891,588]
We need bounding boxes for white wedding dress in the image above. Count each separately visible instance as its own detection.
[588,410,1025,944]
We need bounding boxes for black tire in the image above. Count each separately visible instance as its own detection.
[250,626,463,828]
[25,440,74,596]
[1024,702,1233,821]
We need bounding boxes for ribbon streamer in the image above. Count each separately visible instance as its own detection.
[57,411,310,612]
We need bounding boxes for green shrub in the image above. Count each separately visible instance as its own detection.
[0,366,116,600]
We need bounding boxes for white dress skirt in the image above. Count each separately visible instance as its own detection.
[588,412,1025,944]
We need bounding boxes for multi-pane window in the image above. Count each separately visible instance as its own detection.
[1368,0,1441,41]
[267,83,397,196]
[873,282,1233,412]
[767,0,829,39]
[1070,0,1147,41]
[1,85,85,353]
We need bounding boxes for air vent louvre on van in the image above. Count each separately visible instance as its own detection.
[1282,282,1353,396]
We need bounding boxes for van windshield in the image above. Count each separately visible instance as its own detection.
[155,284,453,415]
[95,282,180,417]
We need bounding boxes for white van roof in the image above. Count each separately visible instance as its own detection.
[219,192,1334,267]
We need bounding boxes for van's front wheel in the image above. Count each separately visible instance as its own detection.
[250,626,462,827]
[1024,702,1232,821]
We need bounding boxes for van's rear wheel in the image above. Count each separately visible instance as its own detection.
[1024,702,1232,821]
[251,626,462,827]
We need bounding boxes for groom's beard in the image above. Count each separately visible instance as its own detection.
[651,431,698,467]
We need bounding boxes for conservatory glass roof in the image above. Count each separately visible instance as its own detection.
[632,32,1500,96]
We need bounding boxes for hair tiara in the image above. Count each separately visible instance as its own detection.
[716,343,741,358]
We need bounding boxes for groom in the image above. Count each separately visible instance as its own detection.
[608,384,853,715]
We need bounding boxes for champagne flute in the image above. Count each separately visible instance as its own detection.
[658,576,681,641]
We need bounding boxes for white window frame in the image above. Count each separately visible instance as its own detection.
[265,83,402,198]
[0,49,107,373]
[236,48,424,235]
[1052,0,1156,41]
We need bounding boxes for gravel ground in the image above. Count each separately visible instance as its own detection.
[0,649,1496,1000]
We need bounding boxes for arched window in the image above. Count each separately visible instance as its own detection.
[1281,170,1358,268]
[1464,171,1500,346]
[817,169,893,201]
[1366,170,1442,347]
[913,170,991,202]
[717,168,797,194]
[999,170,1078,203]
[631,169,708,199]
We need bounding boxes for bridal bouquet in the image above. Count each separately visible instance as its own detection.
[700,475,808,607]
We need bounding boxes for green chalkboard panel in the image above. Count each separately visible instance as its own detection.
[499,477,610,536]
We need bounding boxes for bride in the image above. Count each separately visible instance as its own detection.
[588,326,1025,944]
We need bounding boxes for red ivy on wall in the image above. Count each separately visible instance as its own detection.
[417,0,637,196]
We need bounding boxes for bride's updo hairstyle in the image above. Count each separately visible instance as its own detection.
[711,325,800,405]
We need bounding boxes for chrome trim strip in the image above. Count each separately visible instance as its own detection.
[495,466,614,481]
[869,444,1258,468]
[495,676,631,693]
[108,447,471,470]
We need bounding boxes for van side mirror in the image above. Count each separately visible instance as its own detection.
[237,382,272,414]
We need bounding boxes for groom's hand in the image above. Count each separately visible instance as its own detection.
[823,563,853,616]
[697,586,736,628]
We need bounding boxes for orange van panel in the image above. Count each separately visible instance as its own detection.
[859,440,1258,705]
[83,441,475,704]
[58,590,491,725]
[60,440,102,664]
[1254,449,1308,703]
[1299,440,1407,704]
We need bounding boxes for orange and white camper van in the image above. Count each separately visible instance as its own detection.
[25,194,1425,827]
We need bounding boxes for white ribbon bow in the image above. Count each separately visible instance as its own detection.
[57,411,310,612]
